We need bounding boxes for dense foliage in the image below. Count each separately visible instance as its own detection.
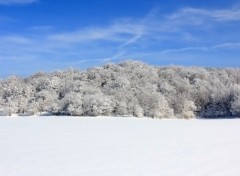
[1,61,240,118]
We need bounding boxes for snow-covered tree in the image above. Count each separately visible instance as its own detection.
[230,85,240,116]
[58,92,83,116]
[83,93,113,116]
[1,61,240,118]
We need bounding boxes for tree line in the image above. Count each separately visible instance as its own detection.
[1,61,240,118]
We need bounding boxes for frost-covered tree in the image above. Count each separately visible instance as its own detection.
[230,85,240,116]
[83,93,113,116]
[1,61,240,118]
[58,92,83,116]
[181,100,197,119]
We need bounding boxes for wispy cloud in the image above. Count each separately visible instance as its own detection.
[1,35,32,44]
[48,8,161,45]
[118,8,159,48]
[0,0,38,5]
[166,42,240,54]
[48,5,240,48]
[48,22,144,43]
[132,42,240,57]
[1,5,240,77]
[159,47,208,54]
[168,6,240,22]
[212,42,240,49]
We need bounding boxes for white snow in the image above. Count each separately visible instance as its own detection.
[0,117,240,176]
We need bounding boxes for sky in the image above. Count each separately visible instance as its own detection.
[0,0,240,77]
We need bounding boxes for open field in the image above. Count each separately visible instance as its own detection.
[0,117,240,176]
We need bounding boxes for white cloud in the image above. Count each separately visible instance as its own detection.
[159,47,208,54]
[135,42,240,57]
[1,5,240,72]
[118,8,159,48]
[166,42,240,54]
[48,27,121,43]
[48,5,240,47]
[118,34,143,48]
[212,42,240,49]
[1,35,32,44]
[0,0,38,5]
[48,8,159,45]
[168,6,240,22]
[48,22,144,43]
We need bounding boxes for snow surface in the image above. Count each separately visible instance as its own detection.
[0,117,240,176]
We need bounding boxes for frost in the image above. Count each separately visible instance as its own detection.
[1,61,240,118]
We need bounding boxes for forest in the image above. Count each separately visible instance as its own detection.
[1,61,240,118]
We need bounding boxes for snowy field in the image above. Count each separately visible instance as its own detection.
[0,117,240,176]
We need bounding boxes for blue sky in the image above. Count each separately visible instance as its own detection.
[0,0,240,77]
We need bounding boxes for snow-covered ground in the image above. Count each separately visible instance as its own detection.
[0,117,240,176]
